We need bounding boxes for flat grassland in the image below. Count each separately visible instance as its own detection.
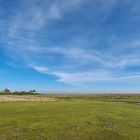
[0,94,140,140]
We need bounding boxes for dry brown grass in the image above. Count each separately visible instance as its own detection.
[0,95,57,102]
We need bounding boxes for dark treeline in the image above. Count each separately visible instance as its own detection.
[0,88,39,95]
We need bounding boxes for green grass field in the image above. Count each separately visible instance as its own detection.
[0,94,140,140]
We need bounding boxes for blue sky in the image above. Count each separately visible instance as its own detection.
[0,0,140,93]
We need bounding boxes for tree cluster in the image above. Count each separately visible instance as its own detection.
[0,88,38,95]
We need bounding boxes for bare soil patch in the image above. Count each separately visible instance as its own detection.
[0,95,56,102]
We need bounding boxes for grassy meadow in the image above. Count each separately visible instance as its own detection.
[0,94,140,140]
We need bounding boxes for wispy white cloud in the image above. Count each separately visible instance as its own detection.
[5,0,86,37]
[3,36,140,85]
[32,65,48,74]
[31,64,140,85]
[52,71,140,85]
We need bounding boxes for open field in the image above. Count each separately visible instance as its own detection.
[0,94,140,140]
